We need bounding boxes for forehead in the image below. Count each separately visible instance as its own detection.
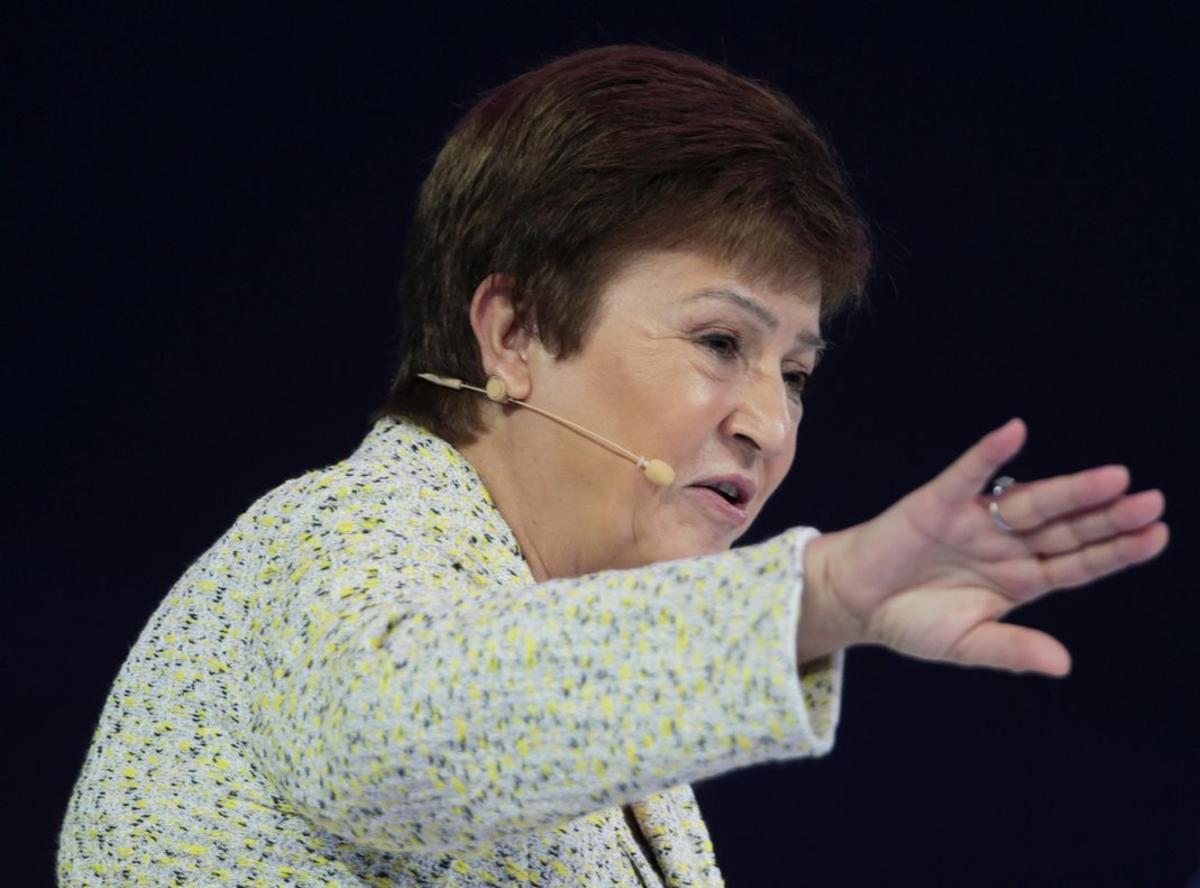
[599,248,823,327]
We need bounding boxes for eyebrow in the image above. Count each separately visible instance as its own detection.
[683,287,829,362]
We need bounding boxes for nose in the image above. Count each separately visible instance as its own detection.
[724,367,796,458]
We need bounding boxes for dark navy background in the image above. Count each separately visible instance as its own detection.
[9,5,1198,885]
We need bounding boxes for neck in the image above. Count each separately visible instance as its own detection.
[458,425,562,584]
[458,407,648,582]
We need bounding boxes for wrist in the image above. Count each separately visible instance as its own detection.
[797,529,859,663]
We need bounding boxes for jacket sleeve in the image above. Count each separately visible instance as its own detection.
[241,492,842,855]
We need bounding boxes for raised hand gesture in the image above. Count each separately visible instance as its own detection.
[798,419,1169,675]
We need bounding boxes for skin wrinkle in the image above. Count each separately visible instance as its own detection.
[461,248,823,583]
[682,288,828,366]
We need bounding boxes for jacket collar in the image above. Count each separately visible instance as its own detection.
[352,415,526,563]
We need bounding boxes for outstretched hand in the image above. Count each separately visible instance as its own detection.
[798,419,1169,675]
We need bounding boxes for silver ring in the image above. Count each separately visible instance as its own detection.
[988,476,1017,533]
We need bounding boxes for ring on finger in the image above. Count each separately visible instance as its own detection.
[988,475,1018,534]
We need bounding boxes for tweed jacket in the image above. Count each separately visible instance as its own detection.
[58,416,843,886]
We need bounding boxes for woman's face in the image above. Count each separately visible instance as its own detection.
[501,249,824,577]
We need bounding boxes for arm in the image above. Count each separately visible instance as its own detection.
[243,520,839,855]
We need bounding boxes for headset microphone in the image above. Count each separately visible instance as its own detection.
[417,373,675,487]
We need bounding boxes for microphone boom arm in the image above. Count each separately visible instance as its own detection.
[416,373,674,487]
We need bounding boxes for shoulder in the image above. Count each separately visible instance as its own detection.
[222,417,467,538]
[213,416,526,592]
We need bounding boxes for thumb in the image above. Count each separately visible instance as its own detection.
[946,620,1072,677]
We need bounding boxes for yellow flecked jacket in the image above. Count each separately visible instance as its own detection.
[58,416,842,886]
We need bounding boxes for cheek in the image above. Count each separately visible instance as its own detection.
[650,358,734,424]
[599,353,727,454]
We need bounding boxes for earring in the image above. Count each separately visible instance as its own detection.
[485,376,508,402]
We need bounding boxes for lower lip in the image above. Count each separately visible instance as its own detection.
[685,486,750,526]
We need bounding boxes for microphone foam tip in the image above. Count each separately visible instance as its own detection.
[642,459,675,487]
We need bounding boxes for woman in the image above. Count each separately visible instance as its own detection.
[58,45,1168,885]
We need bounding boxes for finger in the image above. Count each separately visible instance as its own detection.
[932,418,1027,507]
[988,464,1131,533]
[945,621,1072,676]
[1038,521,1170,591]
[1023,488,1165,556]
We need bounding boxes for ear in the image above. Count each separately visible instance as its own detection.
[468,273,534,400]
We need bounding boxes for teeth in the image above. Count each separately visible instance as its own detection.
[713,481,739,501]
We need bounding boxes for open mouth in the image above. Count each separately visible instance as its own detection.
[685,475,754,524]
[701,480,744,506]
[686,477,748,506]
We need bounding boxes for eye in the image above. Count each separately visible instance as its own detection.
[698,332,741,359]
[700,332,811,400]
[783,369,811,400]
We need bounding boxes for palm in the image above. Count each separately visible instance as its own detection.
[820,419,1168,675]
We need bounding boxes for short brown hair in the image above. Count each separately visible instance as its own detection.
[373,44,870,444]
